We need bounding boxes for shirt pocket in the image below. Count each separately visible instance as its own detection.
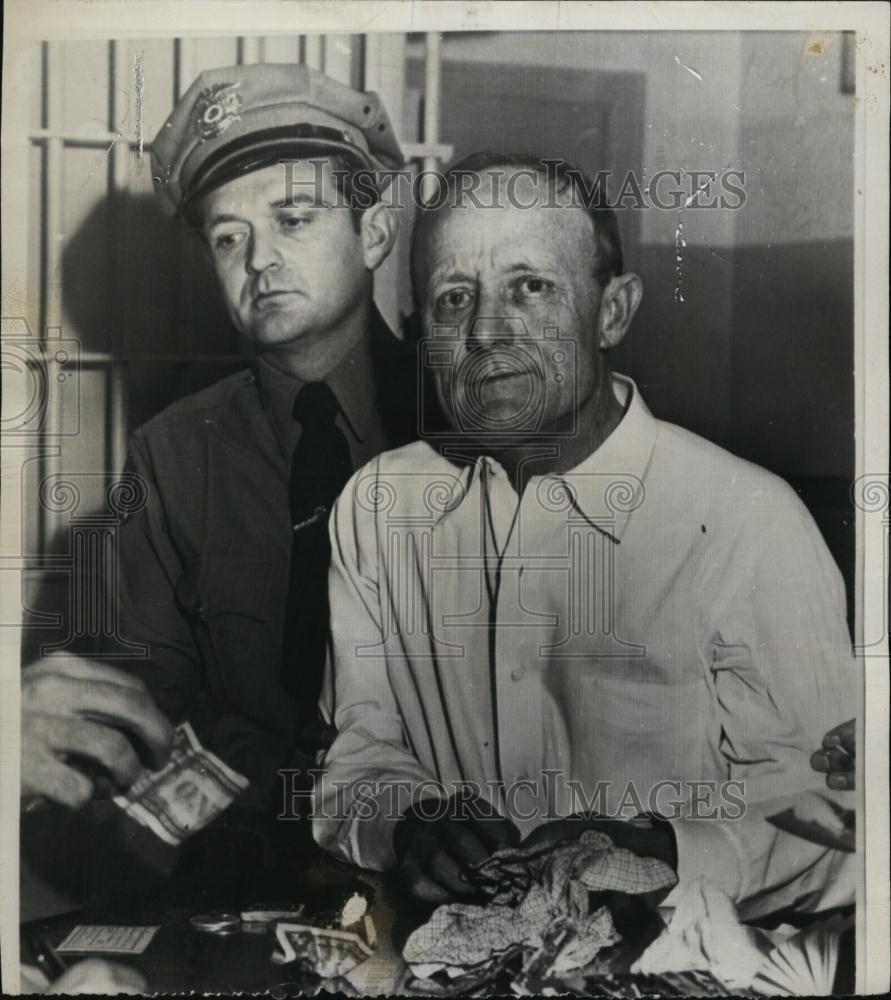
[577,666,715,785]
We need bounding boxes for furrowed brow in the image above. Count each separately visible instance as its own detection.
[271,193,331,209]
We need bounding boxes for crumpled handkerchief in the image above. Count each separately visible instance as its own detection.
[404,829,676,981]
[631,876,770,990]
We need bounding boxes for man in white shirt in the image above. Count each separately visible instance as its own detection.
[313,153,858,919]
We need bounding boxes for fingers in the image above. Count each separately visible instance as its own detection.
[49,959,146,995]
[811,736,857,792]
[47,715,144,790]
[20,734,94,808]
[426,847,477,897]
[30,655,149,691]
[823,719,855,756]
[70,680,174,767]
[397,858,456,905]
[24,660,174,768]
[827,771,855,791]
[811,746,855,773]
[468,814,517,853]
[398,817,495,903]
[438,818,492,869]
[400,849,477,903]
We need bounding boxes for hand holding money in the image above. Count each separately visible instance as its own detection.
[113,722,249,845]
[21,656,174,809]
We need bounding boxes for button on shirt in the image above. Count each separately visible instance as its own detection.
[315,375,857,918]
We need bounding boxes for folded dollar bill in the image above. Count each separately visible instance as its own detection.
[112,722,249,845]
[271,915,377,979]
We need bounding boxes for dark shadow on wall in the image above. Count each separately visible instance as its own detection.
[61,190,240,360]
[728,238,855,629]
[23,193,247,672]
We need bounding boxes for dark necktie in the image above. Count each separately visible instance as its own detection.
[280,382,353,732]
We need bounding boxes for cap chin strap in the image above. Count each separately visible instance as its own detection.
[182,124,373,223]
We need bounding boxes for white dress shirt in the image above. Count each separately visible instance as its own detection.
[315,375,857,918]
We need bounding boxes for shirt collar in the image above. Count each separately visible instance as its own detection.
[256,309,387,456]
[557,374,659,542]
[433,374,659,543]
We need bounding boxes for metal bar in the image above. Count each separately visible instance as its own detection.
[303,34,325,71]
[323,34,354,85]
[421,32,443,200]
[43,45,64,333]
[239,35,264,64]
[175,37,194,100]
[41,45,66,551]
[109,362,128,472]
[109,40,131,459]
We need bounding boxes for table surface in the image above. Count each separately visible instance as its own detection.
[22,849,417,994]
[19,809,856,995]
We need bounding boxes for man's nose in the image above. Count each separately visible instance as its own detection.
[246,231,283,274]
[465,313,527,353]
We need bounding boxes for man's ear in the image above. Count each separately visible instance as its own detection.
[360,202,398,271]
[598,273,643,350]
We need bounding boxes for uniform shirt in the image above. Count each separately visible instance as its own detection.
[315,375,857,919]
[116,310,414,803]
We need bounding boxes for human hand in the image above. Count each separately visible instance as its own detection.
[21,656,174,809]
[811,719,855,791]
[393,793,519,905]
[47,958,147,994]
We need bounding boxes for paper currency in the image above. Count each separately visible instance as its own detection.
[112,722,249,845]
[56,925,159,955]
[271,915,377,978]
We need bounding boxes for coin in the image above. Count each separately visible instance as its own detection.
[190,912,242,935]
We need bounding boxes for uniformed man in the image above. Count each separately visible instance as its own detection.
[113,63,413,821]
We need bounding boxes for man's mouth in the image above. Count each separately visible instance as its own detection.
[253,290,301,312]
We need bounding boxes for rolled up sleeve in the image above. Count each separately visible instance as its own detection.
[667,483,859,918]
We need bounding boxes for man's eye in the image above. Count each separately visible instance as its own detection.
[280,213,311,231]
[513,276,554,298]
[211,231,245,253]
[435,288,474,312]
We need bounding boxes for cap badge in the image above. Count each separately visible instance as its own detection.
[194,82,243,142]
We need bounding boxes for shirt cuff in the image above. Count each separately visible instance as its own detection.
[661,818,743,907]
